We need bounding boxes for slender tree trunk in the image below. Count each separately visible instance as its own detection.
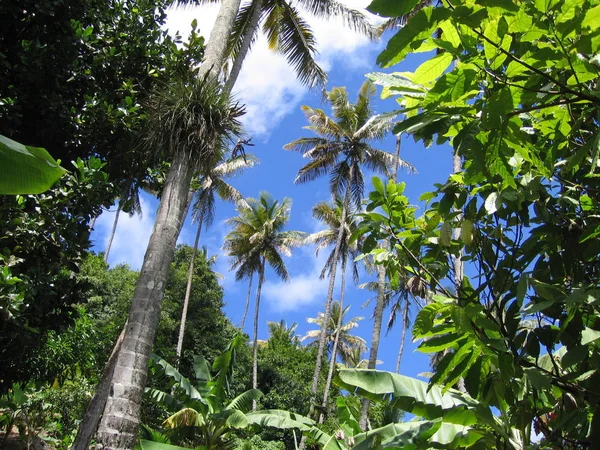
[96,150,195,449]
[394,301,410,373]
[306,189,350,420]
[105,202,122,262]
[72,324,126,450]
[319,255,348,424]
[176,212,204,365]
[359,135,404,429]
[252,259,266,410]
[223,0,263,94]
[359,260,386,430]
[452,151,464,293]
[240,273,253,330]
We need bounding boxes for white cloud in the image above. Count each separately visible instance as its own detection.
[165,0,382,139]
[262,246,330,313]
[94,197,156,270]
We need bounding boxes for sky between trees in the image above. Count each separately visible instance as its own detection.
[90,0,455,379]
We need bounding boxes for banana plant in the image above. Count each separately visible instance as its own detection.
[145,335,330,449]
[332,368,527,449]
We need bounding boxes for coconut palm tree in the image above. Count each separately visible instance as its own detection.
[224,192,304,409]
[176,153,256,364]
[304,199,361,417]
[185,0,375,93]
[359,133,416,428]
[301,301,366,365]
[284,80,407,419]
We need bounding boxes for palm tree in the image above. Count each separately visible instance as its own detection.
[176,153,256,364]
[267,320,298,342]
[224,192,304,409]
[360,133,416,429]
[301,301,366,365]
[184,0,375,93]
[91,6,245,442]
[304,199,360,417]
[284,80,406,419]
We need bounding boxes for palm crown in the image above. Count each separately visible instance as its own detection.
[301,301,367,365]
[285,80,411,207]
[306,198,361,282]
[191,0,375,88]
[224,192,304,281]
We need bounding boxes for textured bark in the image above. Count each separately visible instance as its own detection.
[252,259,266,410]
[240,273,253,330]
[72,324,126,450]
[96,151,195,449]
[104,202,121,262]
[306,190,349,420]
[223,0,263,94]
[176,212,204,364]
[199,0,243,81]
[319,255,348,424]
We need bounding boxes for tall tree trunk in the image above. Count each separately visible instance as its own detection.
[394,301,410,373]
[359,260,386,430]
[72,324,126,450]
[93,1,241,446]
[96,151,195,449]
[198,0,243,82]
[319,255,348,424]
[223,0,263,94]
[359,135,404,429]
[240,273,253,330]
[306,188,350,420]
[452,151,464,293]
[105,202,122,262]
[176,211,204,365]
[252,258,266,410]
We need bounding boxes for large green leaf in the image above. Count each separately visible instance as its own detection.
[138,440,190,450]
[226,388,262,412]
[0,134,66,194]
[377,8,452,67]
[245,409,341,448]
[367,0,421,18]
[353,420,484,449]
[335,369,481,425]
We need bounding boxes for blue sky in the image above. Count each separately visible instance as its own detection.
[90,0,454,380]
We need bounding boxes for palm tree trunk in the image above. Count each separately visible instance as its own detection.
[240,273,253,330]
[85,1,242,446]
[96,150,195,449]
[72,323,126,450]
[452,151,464,294]
[176,211,204,365]
[359,259,386,430]
[319,255,348,424]
[198,0,243,81]
[104,202,121,262]
[306,189,350,420]
[394,301,410,373]
[359,136,405,429]
[223,0,263,94]
[252,258,266,410]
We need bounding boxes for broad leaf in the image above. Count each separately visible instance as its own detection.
[0,134,66,194]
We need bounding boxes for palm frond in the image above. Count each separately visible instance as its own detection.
[226,1,262,73]
[274,2,327,88]
[295,0,377,38]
